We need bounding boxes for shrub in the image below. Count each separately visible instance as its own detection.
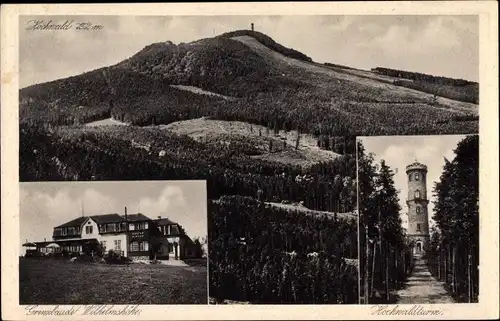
[104,250,132,264]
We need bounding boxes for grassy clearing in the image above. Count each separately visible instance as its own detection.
[85,117,129,126]
[163,117,340,167]
[19,258,207,304]
[266,202,357,220]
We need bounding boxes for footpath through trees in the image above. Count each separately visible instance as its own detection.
[395,255,454,304]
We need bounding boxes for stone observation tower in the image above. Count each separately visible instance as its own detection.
[405,161,430,255]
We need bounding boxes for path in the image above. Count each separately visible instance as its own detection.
[395,255,455,304]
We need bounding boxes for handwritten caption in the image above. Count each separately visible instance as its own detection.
[371,305,444,316]
[25,20,104,31]
[25,305,142,316]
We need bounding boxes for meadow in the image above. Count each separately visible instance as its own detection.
[19,258,208,304]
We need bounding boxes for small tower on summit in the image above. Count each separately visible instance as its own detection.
[406,160,430,256]
[251,23,254,32]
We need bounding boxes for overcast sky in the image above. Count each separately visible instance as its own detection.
[20,181,207,253]
[358,135,467,231]
[19,15,478,88]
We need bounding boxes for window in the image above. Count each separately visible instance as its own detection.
[408,173,412,181]
[417,224,421,232]
[99,225,106,233]
[108,223,116,232]
[54,228,62,236]
[129,241,139,252]
[415,173,420,181]
[415,190,420,199]
[167,225,172,235]
[62,228,67,236]
[114,240,121,251]
[120,222,126,231]
[85,226,93,234]
[144,222,149,229]
[416,206,421,214]
[101,241,107,250]
[129,223,135,231]
[140,241,149,251]
[68,227,75,235]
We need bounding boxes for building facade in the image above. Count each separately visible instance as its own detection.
[406,161,430,255]
[32,209,200,261]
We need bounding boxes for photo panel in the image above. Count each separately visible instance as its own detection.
[19,180,208,305]
[5,4,495,319]
[357,135,479,305]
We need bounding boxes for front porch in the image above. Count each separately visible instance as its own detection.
[28,239,102,257]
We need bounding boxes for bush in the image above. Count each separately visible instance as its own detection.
[104,250,132,264]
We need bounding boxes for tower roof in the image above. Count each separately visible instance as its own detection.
[405,161,427,173]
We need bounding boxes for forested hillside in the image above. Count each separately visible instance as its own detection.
[20,124,357,213]
[209,196,358,304]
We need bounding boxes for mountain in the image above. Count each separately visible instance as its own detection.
[20,29,478,136]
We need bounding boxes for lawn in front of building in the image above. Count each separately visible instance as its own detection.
[19,258,207,304]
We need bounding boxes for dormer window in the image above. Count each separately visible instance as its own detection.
[415,173,420,181]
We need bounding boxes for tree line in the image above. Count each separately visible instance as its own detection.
[371,67,479,104]
[371,67,478,87]
[426,135,479,303]
[358,141,413,304]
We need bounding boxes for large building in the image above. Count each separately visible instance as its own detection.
[31,208,200,261]
[405,161,430,255]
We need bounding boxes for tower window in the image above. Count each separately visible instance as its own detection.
[415,190,421,199]
[415,173,420,181]
[408,173,412,181]
[416,206,421,214]
[417,223,421,232]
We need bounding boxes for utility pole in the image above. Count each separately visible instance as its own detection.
[125,207,129,258]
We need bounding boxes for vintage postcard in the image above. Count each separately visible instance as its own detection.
[1,2,498,320]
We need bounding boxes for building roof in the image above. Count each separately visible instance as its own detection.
[405,161,428,172]
[55,213,179,228]
[55,213,124,228]
[54,217,88,228]
[154,217,178,226]
[90,214,125,224]
[122,213,151,222]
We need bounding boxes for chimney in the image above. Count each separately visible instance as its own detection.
[125,207,128,229]
[44,238,46,242]
[157,216,161,219]
[251,23,254,32]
